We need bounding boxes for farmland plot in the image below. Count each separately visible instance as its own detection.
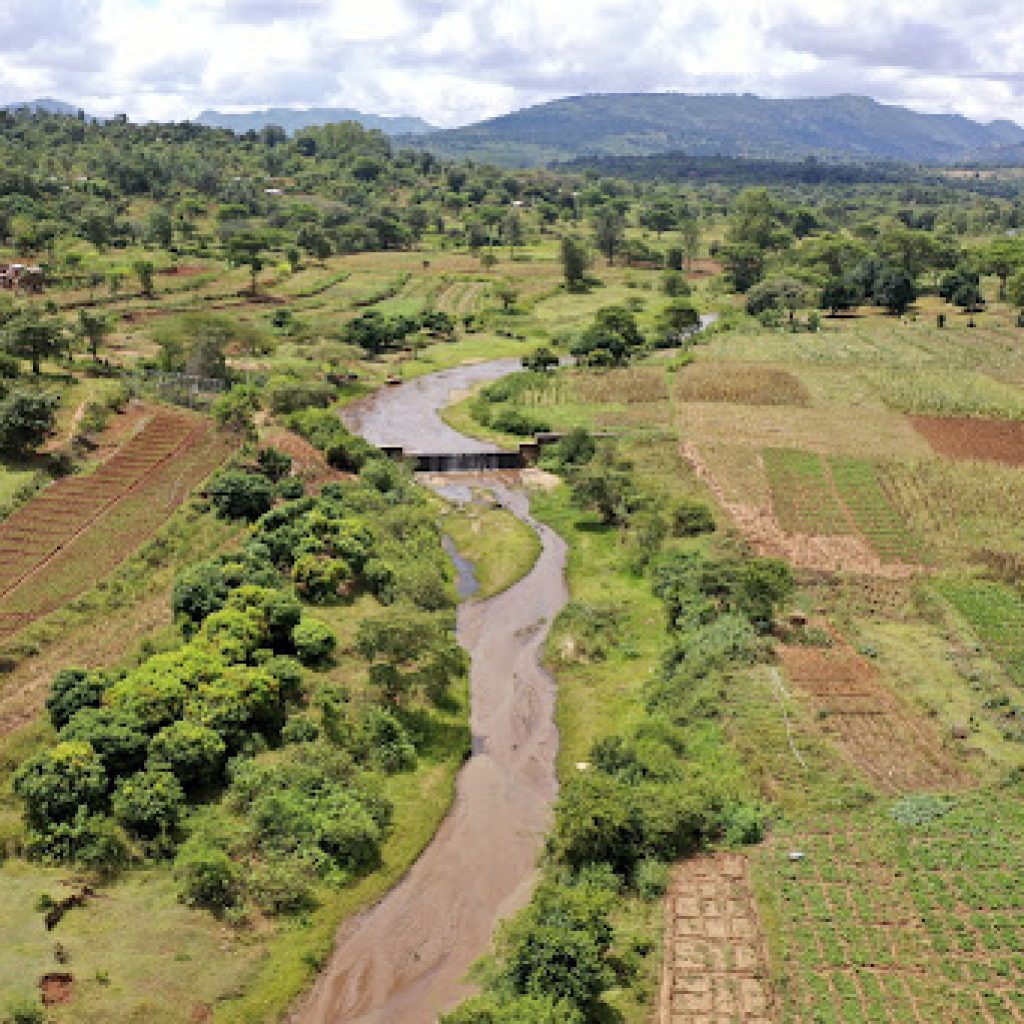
[0,406,233,639]
[778,639,966,793]
[936,580,1024,687]
[757,797,1024,1024]
[660,853,775,1024]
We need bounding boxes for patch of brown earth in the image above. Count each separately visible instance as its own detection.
[778,638,967,793]
[683,443,916,579]
[159,265,206,277]
[659,852,774,1024]
[40,973,73,1006]
[910,415,1024,465]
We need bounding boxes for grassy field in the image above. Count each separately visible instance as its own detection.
[440,498,541,599]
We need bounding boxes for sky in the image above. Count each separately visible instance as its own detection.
[1,0,1023,128]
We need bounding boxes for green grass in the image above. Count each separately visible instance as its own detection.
[441,501,541,599]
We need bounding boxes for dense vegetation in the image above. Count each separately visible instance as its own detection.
[12,447,466,921]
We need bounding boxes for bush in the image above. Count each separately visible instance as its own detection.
[490,408,550,436]
[292,617,337,666]
[171,562,229,633]
[175,839,241,912]
[111,769,185,840]
[148,721,227,788]
[24,810,129,875]
[442,994,584,1024]
[248,858,317,915]
[293,554,352,603]
[60,707,148,778]
[0,389,59,457]
[3,995,44,1024]
[13,742,108,829]
[670,499,715,536]
[46,667,110,729]
[265,377,335,414]
[357,707,417,773]
[207,469,275,521]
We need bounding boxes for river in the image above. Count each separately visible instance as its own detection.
[292,360,567,1024]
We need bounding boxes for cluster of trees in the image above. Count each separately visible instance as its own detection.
[446,432,788,1023]
[343,308,456,355]
[718,186,1024,321]
[12,448,466,919]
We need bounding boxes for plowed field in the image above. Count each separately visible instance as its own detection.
[910,416,1024,465]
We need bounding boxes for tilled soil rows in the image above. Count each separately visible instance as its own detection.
[660,853,775,1024]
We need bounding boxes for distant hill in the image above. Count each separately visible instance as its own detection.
[194,106,434,137]
[407,93,1024,167]
[1,97,88,118]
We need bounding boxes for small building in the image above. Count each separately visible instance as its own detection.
[0,264,45,292]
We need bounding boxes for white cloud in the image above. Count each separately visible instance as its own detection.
[0,0,1022,126]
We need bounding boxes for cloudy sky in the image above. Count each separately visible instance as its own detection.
[1,0,1022,127]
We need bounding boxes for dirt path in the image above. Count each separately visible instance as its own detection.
[293,483,567,1023]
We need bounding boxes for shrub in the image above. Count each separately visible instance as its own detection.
[357,707,417,773]
[188,666,283,748]
[46,668,110,729]
[111,769,185,840]
[0,389,59,457]
[172,562,230,633]
[293,554,352,603]
[24,810,129,875]
[148,721,227,788]
[670,499,715,536]
[293,617,337,666]
[3,995,44,1024]
[175,839,241,912]
[442,994,584,1024]
[489,408,550,436]
[13,742,108,829]
[265,377,335,414]
[60,707,148,778]
[104,672,188,733]
[207,469,275,521]
[248,858,317,915]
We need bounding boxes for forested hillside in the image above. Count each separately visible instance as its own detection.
[410,92,1024,167]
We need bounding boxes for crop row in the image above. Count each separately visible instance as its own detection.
[0,410,229,626]
[828,456,929,564]
[763,448,851,535]
[936,580,1024,687]
[759,798,1024,1023]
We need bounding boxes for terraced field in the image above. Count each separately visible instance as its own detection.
[0,406,234,640]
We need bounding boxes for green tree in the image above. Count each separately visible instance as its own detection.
[227,231,268,295]
[13,741,108,829]
[77,309,112,359]
[133,259,155,298]
[720,242,764,293]
[146,208,174,247]
[560,236,590,291]
[2,307,68,373]
[655,300,700,345]
[872,265,916,315]
[592,207,625,265]
[0,389,59,456]
[148,721,227,788]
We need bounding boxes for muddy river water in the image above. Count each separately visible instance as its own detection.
[293,361,568,1024]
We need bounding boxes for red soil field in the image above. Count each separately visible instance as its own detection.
[910,415,1024,465]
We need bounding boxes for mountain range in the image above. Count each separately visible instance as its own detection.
[193,106,434,136]
[404,93,1024,167]
[5,92,1024,167]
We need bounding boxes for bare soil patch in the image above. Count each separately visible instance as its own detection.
[674,363,810,407]
[910,415,1024,465]
[40,972,73,1006]
[778,637,967,792]
[659,852,774,1024]
[158,265,206,277]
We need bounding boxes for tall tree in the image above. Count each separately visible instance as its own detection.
[592,207,625,266]
[2,307,68,374]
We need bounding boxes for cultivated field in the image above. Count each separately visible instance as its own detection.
[0,405,233,640]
